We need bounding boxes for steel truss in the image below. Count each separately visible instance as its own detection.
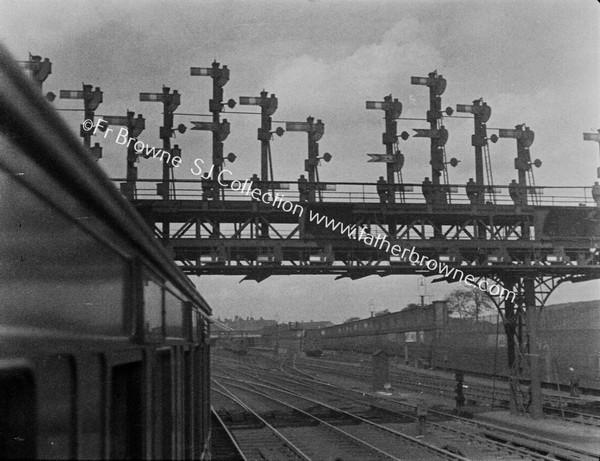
[134,197,600,416]
[134,200,600,281]
[463,272,593,417]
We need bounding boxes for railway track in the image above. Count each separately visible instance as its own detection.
[212,380,311,460]
[260,370,597,461]
[213,353,600,460]
[214,376,470,461]
[293,356,600,428]
[211,409,248,461]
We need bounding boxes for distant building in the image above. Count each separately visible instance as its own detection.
[259,320,334,355]
[212,316,276,332]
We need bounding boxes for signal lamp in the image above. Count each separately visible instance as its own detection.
[90,143,102,161]
[546,247,568,264]
[583,131,600,142]
[200,254,218,264]
[487,250,510,264]
[168,91,181,112]
[309,254,328,264]
[33,57,52,81]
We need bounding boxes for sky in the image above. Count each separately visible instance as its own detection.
[2,0,599,323]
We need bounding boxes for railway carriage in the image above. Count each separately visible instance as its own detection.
[304,299,600,389]
[0,46,212,459]
[306,301,447,366]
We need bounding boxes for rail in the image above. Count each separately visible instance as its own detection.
[112,178,597,207]
[211,380,311,460]
[216,354,598,461]
[215,375,469,461]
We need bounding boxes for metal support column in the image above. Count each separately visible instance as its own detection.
[525,276,543,418]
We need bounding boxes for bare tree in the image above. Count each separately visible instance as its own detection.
[446,287,497,321]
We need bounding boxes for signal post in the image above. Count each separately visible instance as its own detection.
[190,61,235,202]
[239,91,280,238]
[60,85,104,159]
[102,112,146,199]
[286,117,329,202]
[456,99,492,205]
[412,71,450,205]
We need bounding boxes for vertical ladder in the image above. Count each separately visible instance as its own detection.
[483,144,496,204]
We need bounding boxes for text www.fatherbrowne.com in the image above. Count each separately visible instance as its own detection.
[88,119,515,303]
[209,170,516,303]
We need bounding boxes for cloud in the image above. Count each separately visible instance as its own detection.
[266,17,443,121]
[260,17,446,183]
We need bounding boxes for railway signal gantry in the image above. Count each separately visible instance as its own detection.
[39,57,600,419]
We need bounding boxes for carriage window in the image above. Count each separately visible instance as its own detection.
[0,158,126,336]
[144,278,164,339]
[38,356,75,459]
[0,367,35,458]
[110,362,143,459]
[183,350,192,458]
[153,350,172,458]
[78,355,104,459]
[193,345,202,455]
[165,290,183,338]
[192,310,199,342]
